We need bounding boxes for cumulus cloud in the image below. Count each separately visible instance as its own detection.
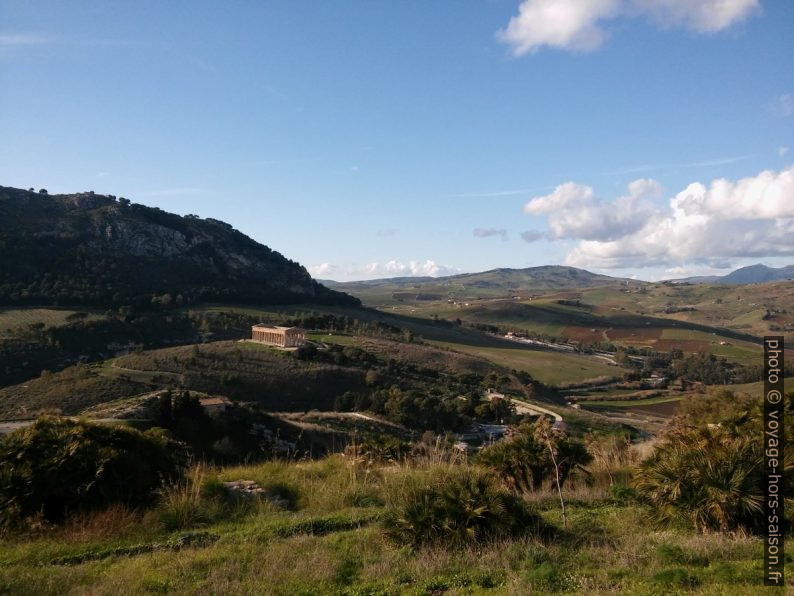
[670,167,794,220]
[307,262,337,277]
[498,0,621,55]
[474,227,509,241]
[528,166,794,269]
[383,260,459,277]
[498,0,759,55]
[308,260,459,281]
[523,178,660,241]
[633,0,759,33]
[520,230,545,243]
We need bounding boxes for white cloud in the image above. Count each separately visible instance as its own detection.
[473,227,509,241]
[307,260,459,281]
[384,260,458,277]
[498,0,620,55]
[533,166,794,269]
[523,178,660,241]
[498,0,759,55]
[633,0,759,33]
[308,262,337,277]
[671,167,794,220]
[780,146,790,158]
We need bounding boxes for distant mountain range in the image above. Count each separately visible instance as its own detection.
[668,264,794,285]
[0,186,358,308]
[324,265,640,295]
[326,263,794,295]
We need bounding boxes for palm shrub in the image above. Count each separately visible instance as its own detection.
[345,435,410,464]
[0,416,188,526]
[477,421,592,493]
[634,399,794,533]
[382,467,551,547]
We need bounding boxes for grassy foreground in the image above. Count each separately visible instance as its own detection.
[1,455,789,595]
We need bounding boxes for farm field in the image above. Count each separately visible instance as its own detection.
[580,398,682,418]
[714,377,794,395]
[578,395,683,409]
[429,341,626,386]
[188,303,631,388]
[0,307,104,336]
[334,276,794,361]
[341,291,769,365]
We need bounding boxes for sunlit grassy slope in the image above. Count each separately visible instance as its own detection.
[0,455,788,595]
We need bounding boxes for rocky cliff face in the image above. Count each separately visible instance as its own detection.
[0,186,358,307]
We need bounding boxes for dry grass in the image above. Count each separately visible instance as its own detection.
[57,505,148,544]
[0,452,787,595]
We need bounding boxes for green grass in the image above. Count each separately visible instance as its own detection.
[579,396,684,408]
[0,455,789,594]
[430,341,627,386]
[714,377,794,395]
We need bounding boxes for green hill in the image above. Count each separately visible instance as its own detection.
[0,186,358,309]
[325,265,642,302]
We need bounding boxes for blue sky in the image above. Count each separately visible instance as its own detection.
[1,0,792,281]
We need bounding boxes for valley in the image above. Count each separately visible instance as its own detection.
[1,190,792,594]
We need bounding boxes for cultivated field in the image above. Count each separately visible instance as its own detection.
[0,308,103,336]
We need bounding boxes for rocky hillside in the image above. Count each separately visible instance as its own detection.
[0,186,358,307]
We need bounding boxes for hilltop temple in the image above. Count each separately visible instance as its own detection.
[251,324,305,348]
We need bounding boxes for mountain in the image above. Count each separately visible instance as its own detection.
[670,264,794,285]
[721,264,794,284]
[0,186,358,308]
[442,266,640,290]
[325,265,643,297]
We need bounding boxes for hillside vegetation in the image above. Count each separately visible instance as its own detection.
[0,186,357,309]
[1,392,791,594]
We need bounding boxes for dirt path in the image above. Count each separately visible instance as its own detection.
[486,390,563,422]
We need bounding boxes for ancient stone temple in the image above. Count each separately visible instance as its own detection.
[251,324,305,348]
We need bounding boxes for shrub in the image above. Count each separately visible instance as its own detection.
[0,416,188,526]
[477,422,591,493]
[634,397,794,534]
[382,467,552,547]
[346,436,410,464]
[608,484,637,502]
